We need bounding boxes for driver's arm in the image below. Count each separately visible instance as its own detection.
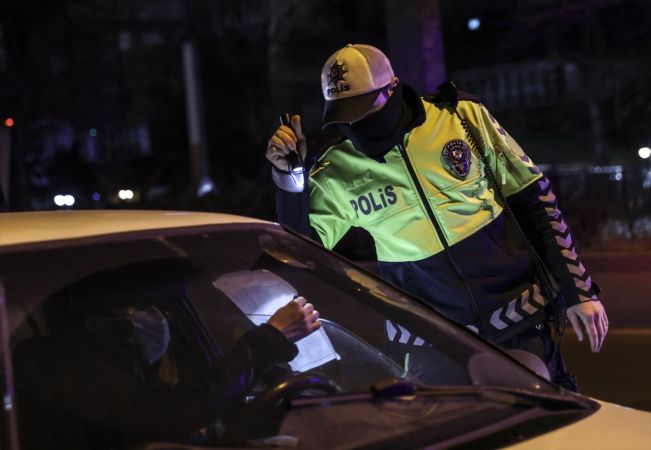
[94,298,316,440]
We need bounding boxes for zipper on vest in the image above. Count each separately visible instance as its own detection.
[397,144,487,336]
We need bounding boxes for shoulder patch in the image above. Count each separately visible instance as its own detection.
[309,161,331,177]
[441,139,472,179]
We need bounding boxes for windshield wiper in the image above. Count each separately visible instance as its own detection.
[290,380,595,412]
[288,379,412,408]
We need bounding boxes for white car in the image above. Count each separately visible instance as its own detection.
[0,210,649,450]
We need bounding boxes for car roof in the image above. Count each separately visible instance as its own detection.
[0,210,270,247]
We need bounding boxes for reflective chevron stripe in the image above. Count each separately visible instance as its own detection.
[505,300,523,322]
[537,177,598,303]
[519,287,538,314]
[489,284,547,330]
[466,324,479,333]
[490,308,508,330]
[519,154,541,175]
[385,320,426,346]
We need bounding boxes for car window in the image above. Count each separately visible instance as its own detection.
[167,227,553,390]
[0,223,571,450]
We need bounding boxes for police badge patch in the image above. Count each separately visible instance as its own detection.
[441,139,472,179]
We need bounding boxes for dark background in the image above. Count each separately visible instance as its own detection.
[1,0,650,411]
[1,0,650,255]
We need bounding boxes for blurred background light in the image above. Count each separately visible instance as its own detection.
[467,17,481,31]
[118,189,134,200]
[53,194,75,207]
[196,177,215,197]
[638,147,651,159]
[4,117,14,127]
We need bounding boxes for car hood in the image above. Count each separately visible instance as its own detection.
[0,210,269,248]
[505,399,651,450]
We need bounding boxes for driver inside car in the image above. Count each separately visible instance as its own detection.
[13,262,321,450]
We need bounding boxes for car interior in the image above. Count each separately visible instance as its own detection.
[5,257,416,448]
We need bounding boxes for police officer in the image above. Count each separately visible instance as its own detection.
[265,43,608,381]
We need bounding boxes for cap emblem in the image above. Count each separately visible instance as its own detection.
[326,62,350,95]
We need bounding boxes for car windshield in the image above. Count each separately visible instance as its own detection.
[0,222,594,449]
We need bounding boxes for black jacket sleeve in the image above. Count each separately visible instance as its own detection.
[506,175,600,308]
[274,171,322,244]
[202,324,298,418]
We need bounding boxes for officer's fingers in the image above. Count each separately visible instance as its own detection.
[268,135,289,153]
[601,314,609,335]
[291,115,305,140]
[268,136,291,155]
[279,124,298,142]
[290,116,308,159]
[567,311,583,343]
[303,303,314,315]
[599,309,609,348]
[581,314,598,352]
[266,145,287,159]
[266,146,289,164]
[590,301,608,351]
[266,150,290,171]
[594,314,606,352]
[275,129,297,151]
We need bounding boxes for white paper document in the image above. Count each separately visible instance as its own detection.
[212,269,339,372]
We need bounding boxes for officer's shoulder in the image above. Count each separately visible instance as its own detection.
[318,133,346,152]
[422,89,482,109]
[458,90,481,104]
[316,134,347,160]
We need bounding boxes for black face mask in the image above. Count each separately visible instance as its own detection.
[337,83,409,158]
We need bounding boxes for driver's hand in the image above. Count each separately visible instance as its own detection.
[266,296,320,343]
[566,300,608,352]
[266,115,307,172]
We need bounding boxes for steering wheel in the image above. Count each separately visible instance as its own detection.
[257,371,342,403]
[234,372,343,439]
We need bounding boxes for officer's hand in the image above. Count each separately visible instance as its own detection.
[266,296,320,343]
[266,114,307,172]
[566,300,608,352]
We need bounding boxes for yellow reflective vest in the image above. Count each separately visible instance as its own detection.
[308,98,541,262]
